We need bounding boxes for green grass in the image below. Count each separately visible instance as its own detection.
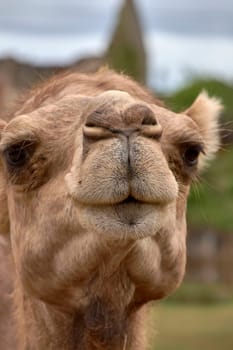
[152,303,233,350]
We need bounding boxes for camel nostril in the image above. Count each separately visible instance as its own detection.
[141,122,163,140]
[83,125,113,140]
[85,122,97,128]
[142,115,157,126]
[85,109,105,128]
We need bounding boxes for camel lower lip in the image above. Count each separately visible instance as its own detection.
[112,201,153,226]
[77,201,167,239]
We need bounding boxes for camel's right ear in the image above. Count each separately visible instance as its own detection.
[0,119,9,235]
[184,91,223,169]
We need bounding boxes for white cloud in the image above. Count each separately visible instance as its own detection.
[146,31,233,92]
[0,0,233,92]
[139,0,233,11]
[0,32,107,65]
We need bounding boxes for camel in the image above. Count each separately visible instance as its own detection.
[0,69,222,350]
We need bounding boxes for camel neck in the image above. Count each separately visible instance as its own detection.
[16,291,147,350]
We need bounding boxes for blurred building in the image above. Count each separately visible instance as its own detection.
[0,0,146,117]
[106,0,146,82]
[187,230,233,285]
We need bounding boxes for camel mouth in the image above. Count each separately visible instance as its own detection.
[119,195,140,204]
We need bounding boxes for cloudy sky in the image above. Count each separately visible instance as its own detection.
[0,0,233,91]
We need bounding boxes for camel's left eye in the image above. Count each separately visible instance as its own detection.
[4,141,34,168]
[183,144,203,167]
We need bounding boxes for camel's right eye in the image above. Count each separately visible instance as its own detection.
[4,141,34,168]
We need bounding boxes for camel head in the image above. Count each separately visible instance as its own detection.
[0,73,222,311]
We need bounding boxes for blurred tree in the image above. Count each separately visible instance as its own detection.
[165,79,233,232]
[166,79,233,144]
[166,80,233,285]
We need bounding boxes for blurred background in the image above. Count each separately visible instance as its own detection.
[0,0,232,349]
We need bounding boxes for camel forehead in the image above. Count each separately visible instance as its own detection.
[51,90,139,116]
[94,90,135,103]
[61,91,200,135]
[1,91,143,132]
[63,92,193,136]
[14,90,138,121]
[2,90,200,141]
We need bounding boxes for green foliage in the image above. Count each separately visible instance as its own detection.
[166,79,233,125]
[164,79,233,233]
[188,147,233,231]
[165,283,233,305]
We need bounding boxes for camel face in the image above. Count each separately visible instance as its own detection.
[0,90,199,240]
[66,90,179,239]
[0,72,222,312]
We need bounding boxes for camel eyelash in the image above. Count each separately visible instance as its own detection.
[3,140,36,169]
[181,143,205,167]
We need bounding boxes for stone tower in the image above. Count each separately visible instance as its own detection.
[106,0,146,83]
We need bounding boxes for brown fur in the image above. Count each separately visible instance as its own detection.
[0,70,222,350]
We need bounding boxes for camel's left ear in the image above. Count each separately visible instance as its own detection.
[185,91,223,166]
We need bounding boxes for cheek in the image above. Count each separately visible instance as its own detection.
[8,178,78,257]
[8,184,83,296]
[0,180,9,234]
[176,185,190,229]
